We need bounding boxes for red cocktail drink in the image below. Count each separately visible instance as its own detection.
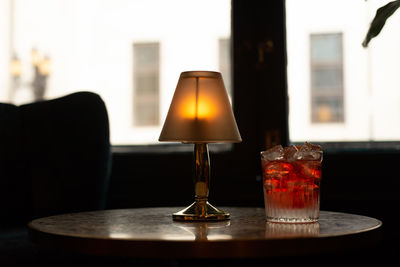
[261,143,322,223]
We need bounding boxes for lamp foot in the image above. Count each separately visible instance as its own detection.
[172,201,230,221]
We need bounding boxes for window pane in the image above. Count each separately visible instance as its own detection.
[310,33,344,123]
[310,34,342,63]
[312,97,344,123]
[1,0,231,145]
[286,0,400,142]
[311,68,342,89]
[133,43,159,126]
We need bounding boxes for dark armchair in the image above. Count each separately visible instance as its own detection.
[0,91,112,265]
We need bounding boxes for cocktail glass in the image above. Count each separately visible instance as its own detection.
[260,143,323,223]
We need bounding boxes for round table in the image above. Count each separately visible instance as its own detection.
[28,207,382,258]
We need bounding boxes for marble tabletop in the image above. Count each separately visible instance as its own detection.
[28,207,382,258]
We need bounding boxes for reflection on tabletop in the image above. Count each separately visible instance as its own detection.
[173,221,232,241]
[265,222,320,238]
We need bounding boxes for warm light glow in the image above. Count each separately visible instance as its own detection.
[317,104,332,122]
[31,49,41,67]
[159,71,242,143]
[39,57,51,76]
[10,58,22,77]
[181,96,216,119]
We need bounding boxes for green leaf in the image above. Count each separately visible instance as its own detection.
[362,0,400,47]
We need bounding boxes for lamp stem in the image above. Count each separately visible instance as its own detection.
[171,143,230,221]
[194,143,210,204]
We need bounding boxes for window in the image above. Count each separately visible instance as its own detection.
[287,0,400,142]
[133,43,160,127]
[1,0,232,145]
[310,33,344,123]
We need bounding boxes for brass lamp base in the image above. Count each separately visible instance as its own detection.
[173,143,230,222]
[173,200,230,221]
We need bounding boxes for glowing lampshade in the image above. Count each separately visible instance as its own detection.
[159,71,241,143]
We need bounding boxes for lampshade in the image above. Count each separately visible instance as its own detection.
[159,71,241,143]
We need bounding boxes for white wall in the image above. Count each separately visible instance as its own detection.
[368,1,400,140]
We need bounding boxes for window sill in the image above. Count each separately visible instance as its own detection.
[111,143,234,154]
[292,141,400,154]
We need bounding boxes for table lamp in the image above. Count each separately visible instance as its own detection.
[159,71,242,221]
